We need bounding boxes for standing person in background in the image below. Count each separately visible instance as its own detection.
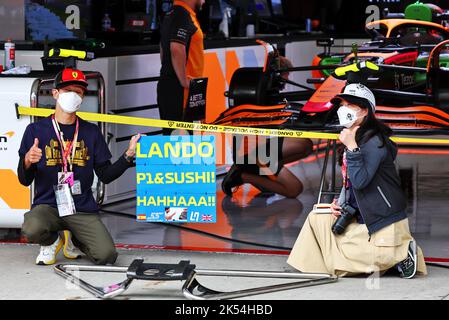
[158,0,205,135]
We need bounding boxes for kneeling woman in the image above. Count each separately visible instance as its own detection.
[287,83,427,278]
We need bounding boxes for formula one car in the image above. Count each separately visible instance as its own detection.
[211,38,449,135]
[312,1,449,92]
[211,3,449,135]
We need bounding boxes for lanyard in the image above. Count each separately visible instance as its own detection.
[342,151,348,189]
[342,151,353,200]
[51,115,79,173]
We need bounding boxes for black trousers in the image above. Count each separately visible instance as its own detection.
[157,78,185,135]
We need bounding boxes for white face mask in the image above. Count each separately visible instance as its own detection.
[57,91,83,114]
[337,106,358,128]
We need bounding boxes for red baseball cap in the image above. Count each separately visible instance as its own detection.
[54,68,88,91]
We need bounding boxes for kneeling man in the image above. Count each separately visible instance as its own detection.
[18,68,140,265]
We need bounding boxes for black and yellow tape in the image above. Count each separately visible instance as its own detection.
[49,48,94,61]
[15,106,449,145]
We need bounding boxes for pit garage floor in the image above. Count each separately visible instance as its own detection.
[1,142,449,299]
[1,244,449,300]
[97,143,449,261]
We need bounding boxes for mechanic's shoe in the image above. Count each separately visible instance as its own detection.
[396,240,417,279]
[221,164,243,196]
[35,236,63,265]
[63,230,82,259]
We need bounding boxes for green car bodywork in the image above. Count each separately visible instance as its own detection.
[414,53,449,83]
[318,56,344,77]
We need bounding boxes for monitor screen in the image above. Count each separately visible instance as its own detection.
[271,0,283,17]
[254,0,271,18]
[25,0,92,41]
[0,0,25,41]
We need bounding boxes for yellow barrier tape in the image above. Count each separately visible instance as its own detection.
[16,106,449,145]
[17,106,338,140]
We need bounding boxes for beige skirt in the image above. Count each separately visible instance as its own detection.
[287,211,427,277]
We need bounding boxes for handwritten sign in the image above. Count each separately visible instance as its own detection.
[136,135,216,223]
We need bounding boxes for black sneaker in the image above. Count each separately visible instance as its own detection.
[221,164,243,197]
[396,240,417,279]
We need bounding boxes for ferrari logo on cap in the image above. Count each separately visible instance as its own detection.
[72,72,78,79]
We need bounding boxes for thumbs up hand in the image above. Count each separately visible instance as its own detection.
[24,138,42,169]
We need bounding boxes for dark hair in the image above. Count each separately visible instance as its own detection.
[356,106,392,146]
[338,103,393,165]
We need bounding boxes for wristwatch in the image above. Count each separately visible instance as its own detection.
[347,147,361,153]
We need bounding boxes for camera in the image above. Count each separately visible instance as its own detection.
[332,203,358,235]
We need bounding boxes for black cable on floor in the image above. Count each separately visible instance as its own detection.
[426,262,449,269]
[99,208,293,251]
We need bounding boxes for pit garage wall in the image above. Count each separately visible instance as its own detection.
[0,78,38,227]
[285,41,321,93]
[0,39,363,226]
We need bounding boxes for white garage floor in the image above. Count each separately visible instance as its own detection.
[2,142,449,300]
[0,243,448,300]
[94,146,449,262]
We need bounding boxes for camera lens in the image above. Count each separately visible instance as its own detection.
[331,203,358,235]
[332,221,346,234]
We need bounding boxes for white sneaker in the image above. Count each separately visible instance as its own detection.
[63,230,82,259]
[35,236,63,265]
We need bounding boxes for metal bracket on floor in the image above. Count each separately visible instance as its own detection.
[54,259,338,300]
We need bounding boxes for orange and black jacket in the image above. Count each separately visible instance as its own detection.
[159,0,204,82]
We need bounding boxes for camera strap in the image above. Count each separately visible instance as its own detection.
[342,151,349,203]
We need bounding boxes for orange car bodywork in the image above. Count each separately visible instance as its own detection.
[365,19,449,37]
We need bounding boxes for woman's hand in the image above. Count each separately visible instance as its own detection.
[338,126,359,151]
[331,199,342,218]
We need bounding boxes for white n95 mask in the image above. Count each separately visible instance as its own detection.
[337,106,358,128]
[57,91,83,113]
